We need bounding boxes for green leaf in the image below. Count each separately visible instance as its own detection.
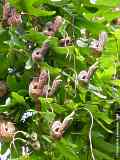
[25,57,33,70]
[10,0,56,16]
[112,80,120,87]
[96,0,120,7]
[93,149,113,160]
[11,92,25,104]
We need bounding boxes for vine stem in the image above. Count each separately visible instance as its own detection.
[35,98,40,111]
[76,107,96,160]
[9,130,29,159]
[0,141,1,155]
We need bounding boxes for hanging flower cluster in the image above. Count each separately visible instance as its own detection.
[43,16,63,36]
[60,36,72,47]
[2,0,22,26]
[51,111,75,139]
[29,70,61,98]
[90,31,108,56]
[0,118,15,142]
[77,61,98,85]
[32,42,49,61]
[29,132,41,151]
[31,16,63,62]
[29,70,62,110]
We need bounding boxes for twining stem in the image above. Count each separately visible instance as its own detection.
[35,98,40,111]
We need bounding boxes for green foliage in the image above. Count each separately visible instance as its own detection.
[0,0,120,159]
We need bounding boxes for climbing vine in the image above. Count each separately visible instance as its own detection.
[0,0,120,159]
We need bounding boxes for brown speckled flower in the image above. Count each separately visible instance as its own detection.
[0,120,15,141]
